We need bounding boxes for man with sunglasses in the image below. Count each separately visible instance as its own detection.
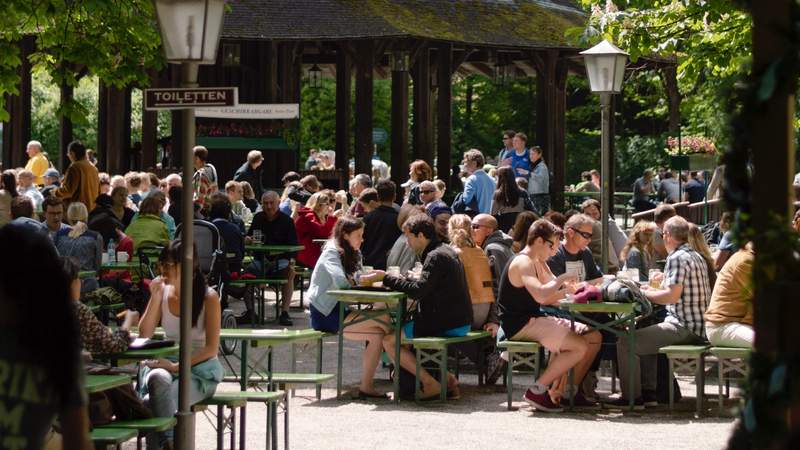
[497,129,516,162]
[546,214,603,285]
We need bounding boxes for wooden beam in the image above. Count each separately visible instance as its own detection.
[535,50,568,211]
[354,40,375,176]
[4,35,33,169]
[437,43,453,182]
[461,62,493,78]
[512,59,538,78]
[451,49,475,75]
[391,66,410,200]
[412,47,433,164]
[335,48,352,172]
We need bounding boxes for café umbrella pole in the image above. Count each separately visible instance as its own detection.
[176,61,199,450]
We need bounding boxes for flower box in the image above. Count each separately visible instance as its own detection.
[670,153,717,171]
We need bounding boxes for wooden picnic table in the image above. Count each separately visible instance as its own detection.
[327,289,408,402]
[543,300,638,411]
[217,327,323,450]
[84,374,131,394]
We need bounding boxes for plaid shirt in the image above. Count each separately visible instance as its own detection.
[663,243,712,338]
[192,170,211,207]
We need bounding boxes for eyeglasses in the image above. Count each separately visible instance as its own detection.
[570,227,593,240]
[420,189,436,194]
[545,239,558,249]
[470,223,483,230]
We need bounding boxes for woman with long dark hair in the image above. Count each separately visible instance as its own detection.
[137,240,223,449]
[0,223,89,448]
[510,210,539,253]
[491,166,534,233]
[310,216,448,399]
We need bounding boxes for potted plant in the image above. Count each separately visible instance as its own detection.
[666,135,718,171]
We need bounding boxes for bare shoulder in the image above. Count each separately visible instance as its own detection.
[205,287,220,304]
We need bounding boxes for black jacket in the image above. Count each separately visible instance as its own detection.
[383,240,472,337]
[481,230,515,325]
[361,205,401,270]
[286,184,313,205]
[233,162,265,201]
[87,206,125,247]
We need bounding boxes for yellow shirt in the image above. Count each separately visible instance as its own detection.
[24,153,50,185]
[704,247,754,325]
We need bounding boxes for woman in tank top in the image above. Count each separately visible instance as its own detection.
[137,240,223,449]
[498,219,602,412]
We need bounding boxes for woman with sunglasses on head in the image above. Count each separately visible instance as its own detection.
[295,191,339,268]
[137,240,223,449]
[620,221,658,282]
[498,219,601,412]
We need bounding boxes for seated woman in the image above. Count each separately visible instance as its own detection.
[704,243,754,348]
[137,241,223,449]
[130,190,176,240]
[386,204,425,274]
[308,215,442,399]
[498,219,601,412]
[510,211,539,253]
[110,185,136,229]
[125,195,170,253]
[57,201,103,293]
[619,220,658,282]
[295,191,338,268]
[491,166,534,233]
[63,256,137,354]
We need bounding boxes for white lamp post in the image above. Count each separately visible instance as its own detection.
[580,39,628,273]
[152,1,225,448]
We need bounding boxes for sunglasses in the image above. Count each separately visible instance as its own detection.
[570,228,593,240]
[420,189,436,194]
[471,223,489,230]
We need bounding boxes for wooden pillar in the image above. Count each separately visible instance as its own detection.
[412,46,432,165]
[2,35,34,170]
[335,47,352,172]
[277,43,301,178]
[59,83,74,172]
[141,70,162,170]
[534,50,567,211]
[391,63,410,199]
[354,40,374,176]
[436,43,453,182]
[97,82,108,170]
[104,86,129,175]
[751,0,797,354]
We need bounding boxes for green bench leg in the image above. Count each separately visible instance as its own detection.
[668,358,675,413]
[216,405,224,450]
[718,359,724,415]
[316,336,324,401]
[240,406,246,450]
[696,354,705,417]
[291,344,297,398]
[506,351,514,410]
[440,348,448,402]
[414,347,421,403]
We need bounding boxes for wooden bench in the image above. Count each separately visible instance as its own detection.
[95,417,177,450]
[208,390,287,450]
[659,344,710,416]
[708,346,751,414]
[229,278,289,325]
[90,427,137,449]
[496,340,542,410]
[192,395,247,450]
[402,330,492,402]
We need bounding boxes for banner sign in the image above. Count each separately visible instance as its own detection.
[195,103,300,119]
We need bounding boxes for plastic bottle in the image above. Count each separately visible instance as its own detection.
[108,239,117,262]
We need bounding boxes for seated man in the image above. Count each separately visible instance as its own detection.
[42,196,71,240]
[347,173,372,217]
[208,192,245,275]
[427,203,452,243]
[225,180,253,225]
[580,199,626,271]
[614,216,711,409]
[246,190,298,326]
[653,204,677,260]
[704,243,754,348]
[547,214,603,285]
[11,196,48,236]
[356,188,379,215]
[378,214,473,396]
[361,179,401,270]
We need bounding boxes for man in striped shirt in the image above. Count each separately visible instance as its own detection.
[609,216,711,409]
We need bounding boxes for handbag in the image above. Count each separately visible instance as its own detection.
[451,192,479,215]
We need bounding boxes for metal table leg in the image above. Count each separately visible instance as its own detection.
[336,302,345,398]
[628,315,636,411]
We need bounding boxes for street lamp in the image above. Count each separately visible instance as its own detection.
[152,1,225,448]
[580,39,628,273]
[391,50,410,72]
[307,64,323,88]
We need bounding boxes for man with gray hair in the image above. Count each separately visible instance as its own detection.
[610,215,711,409]
[24,140,50,185]
[348,173,373,217]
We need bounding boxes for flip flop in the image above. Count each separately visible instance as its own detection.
[357,390,389,400]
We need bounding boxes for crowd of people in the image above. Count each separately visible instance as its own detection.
[0,130,760,447]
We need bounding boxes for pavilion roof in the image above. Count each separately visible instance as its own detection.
[223,0,587,49]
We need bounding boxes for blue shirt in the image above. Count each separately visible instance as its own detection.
[308,242,359,316]
[509,149,531,178]
[463,169,496,214]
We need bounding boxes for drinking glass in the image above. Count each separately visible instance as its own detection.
[648,269,663,288]
[252,229,263,243]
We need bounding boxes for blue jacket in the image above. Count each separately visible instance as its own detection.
[463,170,495,214]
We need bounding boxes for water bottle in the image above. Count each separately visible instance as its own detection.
[108,239,117,262]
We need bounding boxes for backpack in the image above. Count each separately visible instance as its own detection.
[456,247,494,304]
[600,278,653,318]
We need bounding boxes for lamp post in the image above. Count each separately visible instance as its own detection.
[152,1,225,448]
[308,64,323,88]
[580,39,628,273]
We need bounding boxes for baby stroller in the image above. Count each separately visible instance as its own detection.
[176,219,238,355]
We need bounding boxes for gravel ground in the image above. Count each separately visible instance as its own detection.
[124,294,738,449]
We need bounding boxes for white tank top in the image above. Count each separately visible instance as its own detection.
[160,284,214,351]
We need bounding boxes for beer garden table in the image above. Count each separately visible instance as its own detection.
[327,289,408,402]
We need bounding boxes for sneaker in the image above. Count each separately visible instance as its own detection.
[571,391,600,408]
[642,390,659,407]
[523,388,563,412]
[485,352,505,385]
[603,396,645,410]
[278,311,293,326]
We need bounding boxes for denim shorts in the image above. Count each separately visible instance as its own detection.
[402,321,470,339]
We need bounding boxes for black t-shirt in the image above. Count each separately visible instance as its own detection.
[247,211,298,260]
[684,179,705,203]
[361,205,401,270]
[547,245,603,282]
